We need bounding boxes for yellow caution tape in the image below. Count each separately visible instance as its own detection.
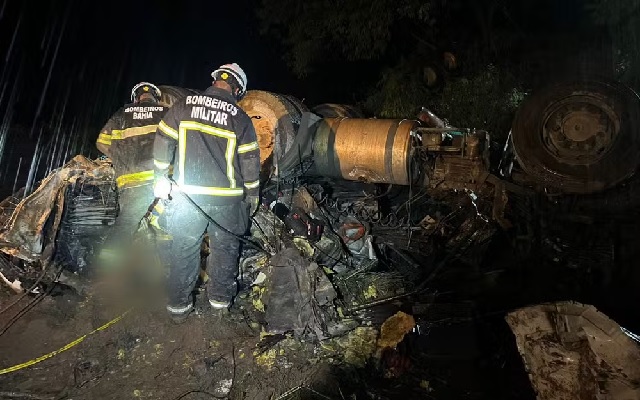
[0,308,132,375]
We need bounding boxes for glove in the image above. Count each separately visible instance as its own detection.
[154,178,172,200]
[247,195,259,216]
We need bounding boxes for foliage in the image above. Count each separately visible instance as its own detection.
[258,0,526,140]
[433,65,525,138]
[364,63,525,140]
[362,58,432,119]
[587,0,640,88]
[258,0,436,77]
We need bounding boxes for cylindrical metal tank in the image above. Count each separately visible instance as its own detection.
[312,103,364,118]
[239,90,308,173]
[157,86,200,108]
[312,118,418,185]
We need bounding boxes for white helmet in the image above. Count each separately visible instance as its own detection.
[211,63,247,99]
[131,82,161,103]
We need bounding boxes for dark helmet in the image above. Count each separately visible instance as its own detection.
[131,82,162,103]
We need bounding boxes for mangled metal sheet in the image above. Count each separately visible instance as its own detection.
[0,155,114,263]
[506,301,640,400]
[263,247,337,339]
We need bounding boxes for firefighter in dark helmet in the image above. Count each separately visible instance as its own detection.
[153,63,260,322]
[96,82,168,266]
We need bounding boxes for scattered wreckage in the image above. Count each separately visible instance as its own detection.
[1,80,640,397]
[507,302,640,400]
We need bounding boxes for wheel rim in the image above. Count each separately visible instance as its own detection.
[541,95,619,165]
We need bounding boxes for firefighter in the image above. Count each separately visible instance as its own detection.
[96,82,168,266]
[153,63,260,323]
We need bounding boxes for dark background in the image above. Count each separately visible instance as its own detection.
[0,0,303,198]
[0,2,638,397]
[0,0,627,198]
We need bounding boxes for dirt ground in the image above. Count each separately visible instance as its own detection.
[2,232,638,400]
[0,282,345,400]
[0,260,538,400]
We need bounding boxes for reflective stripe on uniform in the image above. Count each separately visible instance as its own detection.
[238,141,259,154]
[180,184,244,197]
[177,121,238,192]
[226,134,236,188]
[115,170,154,188]
[154,159,171,169]
[179,121,236,139]
[158,121,179,140]
[110,125,157,140]
[209,299,229,309]
[166,304,193,314]
[97,133,112,146]
[153,201,165,214]
[244,180,260,189]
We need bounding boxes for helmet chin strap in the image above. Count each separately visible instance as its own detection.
[214,78,243,100]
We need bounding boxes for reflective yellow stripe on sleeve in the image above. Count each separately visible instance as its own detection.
[238,141,259,154]
[97,133,112,146]
[244,180,260,189]
[115,170,154,188]
[154,159,171,169]
[158,121,178,140]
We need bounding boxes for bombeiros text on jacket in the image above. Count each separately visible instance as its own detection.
[124,106,165,120]
[186,95,238,126]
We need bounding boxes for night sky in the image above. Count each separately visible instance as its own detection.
[0,0,311,197]
[0,0,605,198]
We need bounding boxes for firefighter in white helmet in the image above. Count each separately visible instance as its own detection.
[96,82,168,267]
[153,63,260,323]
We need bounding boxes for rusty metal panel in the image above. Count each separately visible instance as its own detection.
[239,90,307,170]
[431,155,486,190]
[313,118,417,185]
[507,302,640,400]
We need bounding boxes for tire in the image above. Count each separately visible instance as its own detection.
[238,90,307,174]
[512,80,640,194]
[312,103,364,118]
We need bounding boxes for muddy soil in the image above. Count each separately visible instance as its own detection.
[0,266,536,400]
[1,233,639,400]
[0,284,342,400]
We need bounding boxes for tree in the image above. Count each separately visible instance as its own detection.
[258,0,526,139]
[587,0,640,89]
[258,0,435,77]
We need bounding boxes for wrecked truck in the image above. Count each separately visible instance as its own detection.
[1,79,640,298]
[1,79,640,400]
